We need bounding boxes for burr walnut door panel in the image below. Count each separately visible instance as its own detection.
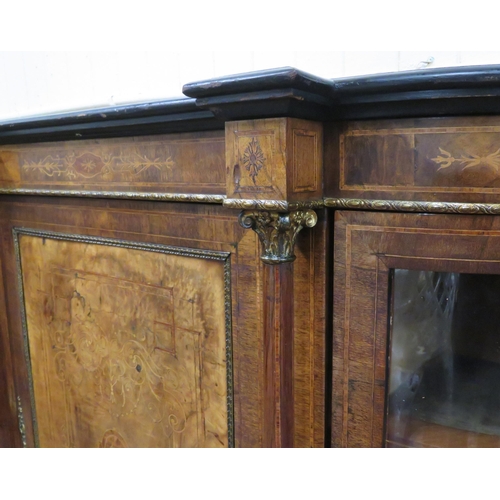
[16,230,229,448]
[332,211,500,448]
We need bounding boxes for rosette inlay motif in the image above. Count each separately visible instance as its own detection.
[242,137,266,185]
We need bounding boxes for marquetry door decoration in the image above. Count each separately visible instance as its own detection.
[14,229,232,448]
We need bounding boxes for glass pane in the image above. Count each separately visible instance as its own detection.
[387,270,500,448]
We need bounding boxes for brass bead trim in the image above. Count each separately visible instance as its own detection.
[224,260,234,447]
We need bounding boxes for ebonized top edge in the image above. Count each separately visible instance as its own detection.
[331,65,500,95]
[4,64,500,144]
[0,97,223,144]
[183,64,500,99]
[182,66,335,99]
[0,97,200,131]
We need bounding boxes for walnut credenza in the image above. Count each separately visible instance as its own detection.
[2,65,500,447]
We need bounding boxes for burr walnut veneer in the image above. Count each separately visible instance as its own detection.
[2,64,500,447]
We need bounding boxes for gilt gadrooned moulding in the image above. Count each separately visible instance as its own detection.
[324,197,500,215]
[238,210,318,264]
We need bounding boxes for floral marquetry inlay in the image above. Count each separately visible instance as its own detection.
[432,147,500,173]
[0,132,226,193]
[21,149,174,180]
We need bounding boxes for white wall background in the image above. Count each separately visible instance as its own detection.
[2,51,500,122]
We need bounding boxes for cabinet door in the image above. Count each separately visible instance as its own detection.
[332,211,500,448]
[0,198,236,448]
[0,195,327,447]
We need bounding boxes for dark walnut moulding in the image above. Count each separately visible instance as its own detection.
[3,65,500,143]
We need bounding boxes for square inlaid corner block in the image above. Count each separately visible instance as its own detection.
[226,118,323,201]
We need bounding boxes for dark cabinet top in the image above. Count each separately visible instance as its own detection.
[3,65,500,144]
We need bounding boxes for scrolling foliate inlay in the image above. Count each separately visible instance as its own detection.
[432,147,500,173]
[21,150,174,180]
[1,132,226,193]
[239,210,317,264]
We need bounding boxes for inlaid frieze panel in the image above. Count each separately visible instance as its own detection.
[0,131,225,195]
[335,117,500,202]
[291,128,320,194]
[227,119,284,198]
[15,229,231,448]
[226,118,322,203]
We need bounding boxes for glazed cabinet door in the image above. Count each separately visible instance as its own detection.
[332,210,500,448]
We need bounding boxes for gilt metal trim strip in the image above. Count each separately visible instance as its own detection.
[225,196,500,215]
[224,198,324,212]
[6,189,500,216]
[13,227,234,448]
[0,188,225,203]
[324,197,500,215]
[16,396,27,447]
